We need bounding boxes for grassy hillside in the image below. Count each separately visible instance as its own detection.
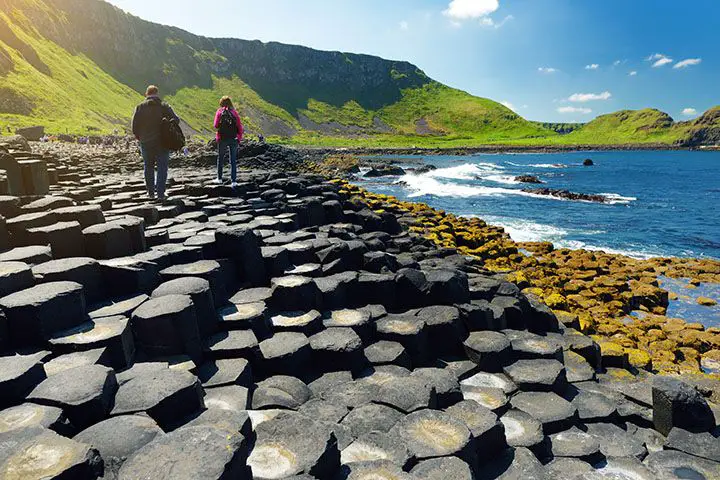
[0,9,141,134]
[0,0,717,147]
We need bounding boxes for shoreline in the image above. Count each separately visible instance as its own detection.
[292,143,718,157]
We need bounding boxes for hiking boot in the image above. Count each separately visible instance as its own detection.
[212,178,223,185]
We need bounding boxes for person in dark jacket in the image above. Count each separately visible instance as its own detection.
[131,85,179,201]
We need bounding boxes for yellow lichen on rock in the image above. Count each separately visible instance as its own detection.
[330,177,720,376]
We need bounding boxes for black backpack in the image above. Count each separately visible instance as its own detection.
[160,105,185,151]
[218,108,238,140]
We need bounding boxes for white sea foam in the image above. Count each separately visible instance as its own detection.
[599,193,638,204]
[528,163,566,169]
[465,214,659,259]
[479,216,569,243]
[425,163,502,180]
[484,175,520,185]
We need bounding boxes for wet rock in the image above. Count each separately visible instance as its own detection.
[515,175,543,184]
[28,364,117,429]
[118,425,249,480]
[522,188,608,203]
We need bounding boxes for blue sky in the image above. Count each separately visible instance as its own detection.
[107,0,719,122]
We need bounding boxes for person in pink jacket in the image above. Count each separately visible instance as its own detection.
[213,96,244,186]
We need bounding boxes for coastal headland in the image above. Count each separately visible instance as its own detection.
[0,135,717,478]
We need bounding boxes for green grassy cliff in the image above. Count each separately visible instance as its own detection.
[0,0,717,147]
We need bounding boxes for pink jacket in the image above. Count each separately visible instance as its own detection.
[214,107,244,142]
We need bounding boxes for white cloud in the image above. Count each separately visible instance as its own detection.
[443,0,499,20]
[400,21,409,31]
[613,60,622,67]
[558,106,592,114]
[681,108,698,116]
[568,91,612,103]
[674,58,702,69]
[501,101,516,111]
[538,67,558,74]
[647,53,673,68]
[480,14,514,28]
[585,64,600,70]
[629,71,638,76]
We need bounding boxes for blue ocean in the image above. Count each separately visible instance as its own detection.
[359,150,720,260]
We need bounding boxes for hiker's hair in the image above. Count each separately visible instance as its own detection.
[145,85,159,96]
[220,96,234,109]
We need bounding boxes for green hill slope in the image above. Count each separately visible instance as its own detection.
[0,0,717,147]
[0,0,553,143]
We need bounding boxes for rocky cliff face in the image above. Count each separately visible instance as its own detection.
[4,0,430,115]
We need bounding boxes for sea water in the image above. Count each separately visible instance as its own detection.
[359,150,720,260]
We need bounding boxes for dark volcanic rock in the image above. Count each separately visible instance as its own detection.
[523,187,608,203]
[514,175,543,184]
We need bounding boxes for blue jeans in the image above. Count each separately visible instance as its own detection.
[217,138,238,183]
[140,142,170,198]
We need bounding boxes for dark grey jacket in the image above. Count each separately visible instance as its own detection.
[131,96,179,144]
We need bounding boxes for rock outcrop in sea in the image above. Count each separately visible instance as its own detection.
[0,138,717,479]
